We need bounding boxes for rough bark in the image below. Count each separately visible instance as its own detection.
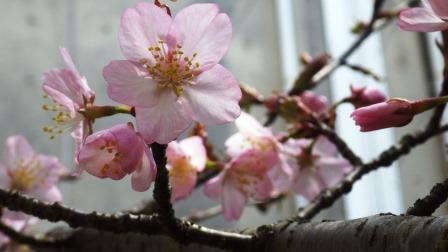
[33,214,448,252]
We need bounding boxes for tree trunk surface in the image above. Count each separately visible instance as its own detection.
[35,214,448,252]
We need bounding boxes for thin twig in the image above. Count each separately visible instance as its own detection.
[406,177,448,216]
[293,124,448,222]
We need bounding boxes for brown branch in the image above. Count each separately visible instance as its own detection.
[150,143,185,241]
[0,189,253,250]
[406,177,448,216]
[292,124,448,222]
[0,221,69,249]
[312,122,363,166]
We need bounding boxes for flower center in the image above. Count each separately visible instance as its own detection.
[142,40,201,97]
[168,156,195,182]
[41,95,84,139]
[98,140,125,176]
[9,157,44,191]
[245,137,277,153]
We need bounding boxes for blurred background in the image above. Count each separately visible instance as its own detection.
[0,0,446,230]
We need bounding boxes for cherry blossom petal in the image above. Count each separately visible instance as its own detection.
[32,185,63,203]
[203,172,225,199]
[59,47,93,99]
[34,154,65,190]
[119,2,172,63]
[185,64,241,125]
[170,168,197,202]
[136,91,193,144]
[234,112,271,138]
[398,7,448,32]
[77,131,127,180]
[316,157,352,187]
[423,0,448,19]
[166,141,185,163]
[268,155,293,193]
[222,179,246,221]
[225,133,249,157]
[179,136,206,171]
[131,147,157,192]
[2,135,35,169]
[104,60,160,108]
[313,136,337,156]
[292,169,323,201]
[172,4,232,70]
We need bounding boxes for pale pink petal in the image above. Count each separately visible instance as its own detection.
[424,0,448,19]
[398,7,448,32]
[172,4,232,70]
[268,155,293,193]
[59,47,93,99]
[313,136,337,156]
[222,179,246,221]
[316,157,352,187]
[77,130,127,180]
[166,141,185,163]
[131,147,157,192]
[111,124,145,174]
[225,133,250,157]
[185,64,241,125]
[119,3,172,63]
[104,60,160,108]
[42,79,77,116]
[233,112,271,138]
[2,135,35,169]
[282,138,311,157]
[203,171,225,199]
[32,186,62,203]
[135,91,193,144]
[241,173,273,201]
[292,169,323,201]
[170,168,197,202]
[33,154,65,190]
[179,136,206,171]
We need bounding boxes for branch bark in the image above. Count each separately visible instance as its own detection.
[33,215,448,252]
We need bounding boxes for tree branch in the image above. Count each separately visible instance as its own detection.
[0,189,252,251]
[406,177,448,216]
[291,124,448,222]
[0,221,69,249]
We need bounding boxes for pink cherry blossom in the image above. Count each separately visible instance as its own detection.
[398,0,448,32]
[283,137,352,200]
[42,47,95,172]
[350,86,386,108]
[0,135,65,226]
[225,112,293,192]
[167,136,206,202]
[103,3,241,144]
[77,123,157,192]
[204,150,274,221]
[351,99,414,132]
[300,91,328,115]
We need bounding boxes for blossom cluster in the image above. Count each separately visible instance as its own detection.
[4,1,448,246]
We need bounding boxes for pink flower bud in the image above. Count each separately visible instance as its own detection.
[350,86,386,108]
[77,123,156,191]
[351,99,414,132]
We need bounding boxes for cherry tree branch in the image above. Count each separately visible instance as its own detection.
[0,189,253,251]
[292,123,448,222]
[406,177,448,216]
[0,221,69,249]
